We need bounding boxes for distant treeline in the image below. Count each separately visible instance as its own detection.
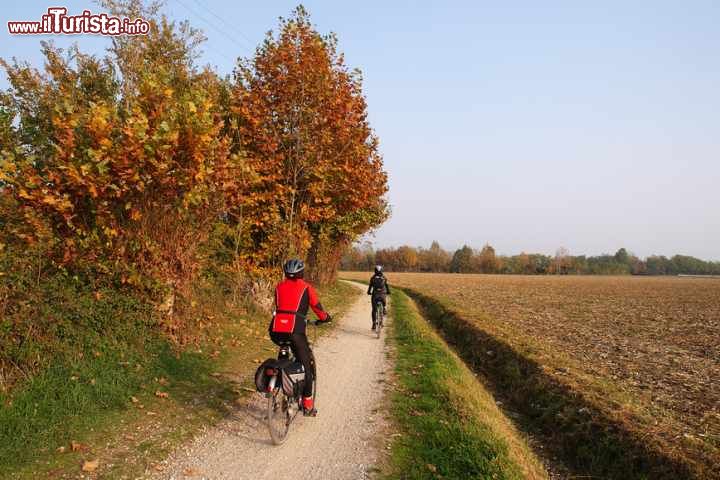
[341,242,720,275]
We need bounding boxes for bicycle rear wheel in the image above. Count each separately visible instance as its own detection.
[267,389,291,445]
[375,303,383,339]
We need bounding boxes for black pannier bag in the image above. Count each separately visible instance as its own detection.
[254,358,278,393]
[255,358,299,394]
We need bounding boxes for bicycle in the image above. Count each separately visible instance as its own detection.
[374,299,384,339]
[262,321,321,445]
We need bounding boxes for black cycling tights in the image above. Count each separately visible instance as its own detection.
[371,295,387,322]
[270,331,315,397]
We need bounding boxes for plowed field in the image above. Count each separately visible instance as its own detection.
[343,272,720,478]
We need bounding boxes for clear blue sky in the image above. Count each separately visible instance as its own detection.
[2,1,719,260]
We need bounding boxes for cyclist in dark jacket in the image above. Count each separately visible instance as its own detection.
[367,265,391,330]
[269,259,331,416]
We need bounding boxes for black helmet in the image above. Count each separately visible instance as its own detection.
[374,265,383,274]
[283,259,305,279]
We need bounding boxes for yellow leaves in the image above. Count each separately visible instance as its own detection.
[187,101,197,113]
[102,226,119,238]
[81,459,99,472]
[88,106,109,135]
[58,196,74,212]
[130,209,142,221]
[17,188,33,200]
[164,87,174,98]
[42,194,58,206]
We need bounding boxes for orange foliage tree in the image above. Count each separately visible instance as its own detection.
[0,4,232,294]
[228,6,388,283]
[477,244,500,273]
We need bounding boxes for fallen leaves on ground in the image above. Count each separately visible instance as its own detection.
[81,459,99,472]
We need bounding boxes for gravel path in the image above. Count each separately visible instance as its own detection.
[150,282,391,480]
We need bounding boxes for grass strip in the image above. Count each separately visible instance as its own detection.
[386,289,547,480]
[404,288,702,480]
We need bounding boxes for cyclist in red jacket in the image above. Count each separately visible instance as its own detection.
[269,259,331,416]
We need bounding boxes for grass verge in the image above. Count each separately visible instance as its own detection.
[385,289,547,480]
[404,288,701,480]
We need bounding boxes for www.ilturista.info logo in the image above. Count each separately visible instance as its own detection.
[7,7,150,35]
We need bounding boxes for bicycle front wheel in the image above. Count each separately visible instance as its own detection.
[267,389,291,445]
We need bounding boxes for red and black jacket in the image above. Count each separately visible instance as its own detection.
[270,278,329,335]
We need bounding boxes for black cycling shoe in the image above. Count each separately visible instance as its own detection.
[371,323,377,331]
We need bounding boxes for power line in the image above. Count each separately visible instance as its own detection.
[172,0,252,58]
[189,0,256,49]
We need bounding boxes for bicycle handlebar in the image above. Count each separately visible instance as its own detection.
[309,317,332,326]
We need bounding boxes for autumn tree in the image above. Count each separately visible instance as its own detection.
[374,247,397,271]
[229,6,388,283]
[419,241,451,272]
[614,247,630,266]
[477,244,499,273]
[516,252,531,274]
[450,245,475,273]
[0,0,232,310]
[340,244,363,270]
[395,246,419,271]
[359,242,377,271]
